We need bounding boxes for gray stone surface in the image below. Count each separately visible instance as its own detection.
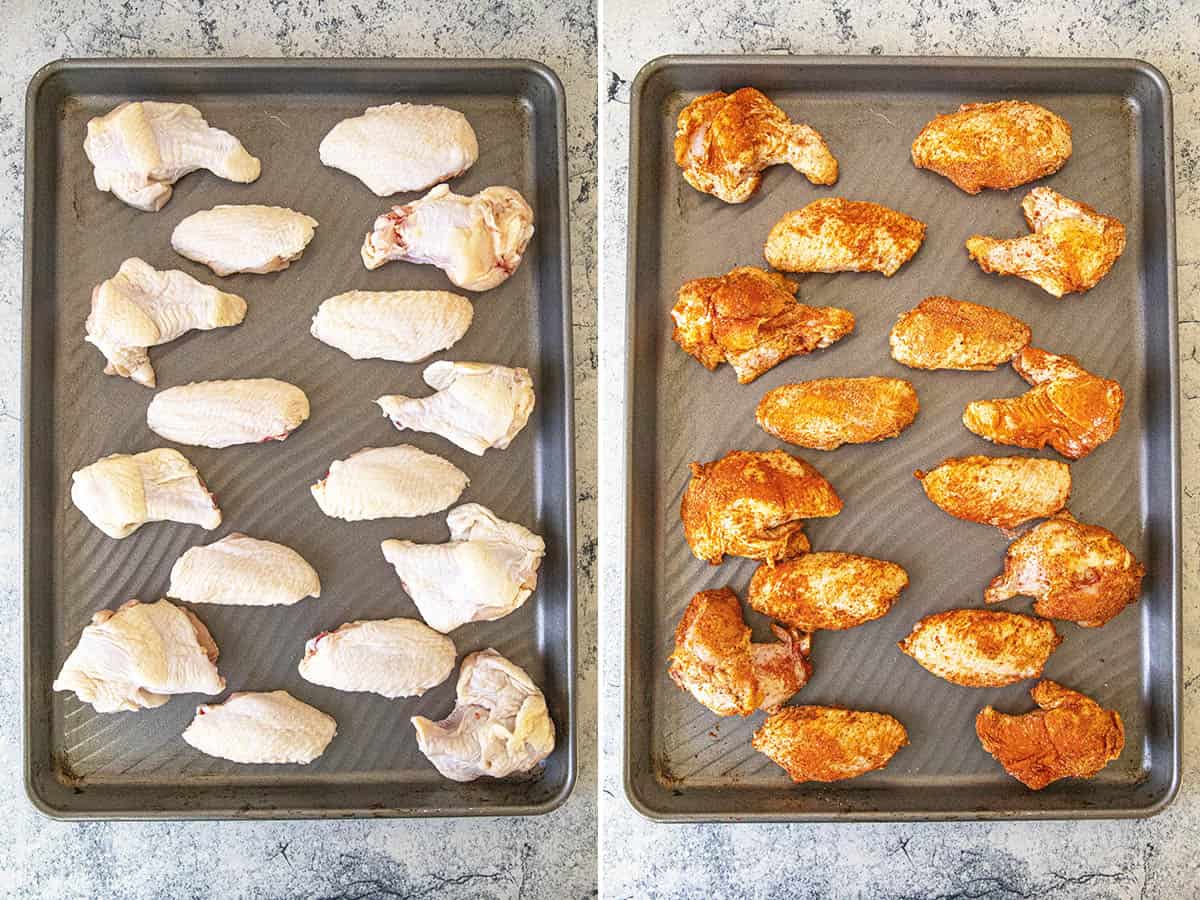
[597,1,1200,897]
[0,1,596,897]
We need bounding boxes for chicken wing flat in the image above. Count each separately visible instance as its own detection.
[668,587,812,716]
[915,455,1070,531]
[765,198,926,276]
[976,680,1124,790]
[963,347,1124,460]
[671,266,855,383]
[756,377,919,450]
[966,187,1126,297]
[682,449,842,565]
[911,101,1072,194]
[747,551,908,631]
[674,88,838,204]
[898,609,1061,687]
[752,706,908,783]
[889,296,1031,371]
[986,511,1145,627]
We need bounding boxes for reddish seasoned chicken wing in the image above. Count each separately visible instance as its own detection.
[756,377,919,450]
[765,198,926,276]
[753,706,908,782]
[898,609,1061,687]
[889,296,1031,371]
[915,455,1070,531]
[747,551,909,631]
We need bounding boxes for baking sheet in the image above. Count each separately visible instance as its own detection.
[23,58,575,819]
[623,55,1179,821]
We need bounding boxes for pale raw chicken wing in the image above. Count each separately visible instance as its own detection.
[674,87,838,203]
[670,266,854,383]
[899,609,1061,687]
[889,296,1031,371]
[915,455,1070,531]
[311,446,468,521]
[147,378,309,448]
[753,706,908,783]
[172,205,317,276]
[299,618,456,698]
[765,198,926,276]
[168,533,320,607]
[668,587,812,717]
[310,290,473,362]
[182,691,336,765]
[756,377,919,450]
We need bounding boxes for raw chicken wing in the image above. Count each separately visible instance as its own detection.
[747,551,908,631]
[299,618,456,698]
[381,503,545,633]
[671,266,854,383]
[911,100,1072,194]
[360,185,534,291]
[756,377,919,450]
[889,296,1031,371]
[377,361,534,455]
[899,609,1061,687]
[976,680,1124,790]
[765,198,926,276]
[674,87,838,203]
[53,599,224,713]
[311,290,473,362]
[682,449,841,565]
[168,533,320,607]
[966,187,1126,297]
[412,648,555,782]
[915,455,1070,531]
[84,101,260,211]
[85,257,247,388]
[172,205,317,276]
[753,706,908,782]
[311,445,468,521]
[985,511,1144,627]
[668,587,812,716]
[319,103,477,195]
[182,691,336,765]
[147,378,309,448]
[71,448,221,539]
[963,347,1124,460]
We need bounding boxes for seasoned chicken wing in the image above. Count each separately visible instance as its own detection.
[911,100,1072,194]
[747,551,908,631]
[986,511,1144,627]
[753,706,908,783]
[681,449,842,565]
[765,198,926,276]
[668,587,812,717]
[976,680,1124,790]
[963,347,1124,460]
[966,187,1126,297]
[889,296,1031,371]
[756,377,918,450]
[671,267,854,383]
[899,609,1061,687]
[674,87,838,203]
[915,455,1070,531]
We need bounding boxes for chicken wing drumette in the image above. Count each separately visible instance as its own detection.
[966,187,1126,297]
[986,511,1144,627]
[668,587,812,716]
[671,267,854,383]
[674,88,838,203]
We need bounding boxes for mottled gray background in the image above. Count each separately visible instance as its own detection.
[0,1,597,898]
[597,1,1200,898]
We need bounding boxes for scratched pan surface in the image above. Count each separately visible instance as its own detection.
[624,56,1179,821]
[23,59,574,819]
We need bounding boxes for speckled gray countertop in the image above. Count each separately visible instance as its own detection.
[597,1,1200,897]
[0,1,597,897]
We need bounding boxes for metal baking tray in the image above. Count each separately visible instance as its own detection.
[23,58,574,819]
[623,55,1179,821]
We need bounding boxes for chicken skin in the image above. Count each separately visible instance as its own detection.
[966,188,1126,297]
[671,267,854,383]
[899,609,1061,688]
[681,449,842,565]
[915,455,1070,531]
[911,100,1072,194]
[674,88,838,204]
[976,680,1124,790]
[963,347,1124,460]
[668,587,812,717]
[747,551,909,631]
[756,377,919,450]
[986,511,1145,627]
[753,706,908,783]
[765,198,926,277]
[889,296,1031,371]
